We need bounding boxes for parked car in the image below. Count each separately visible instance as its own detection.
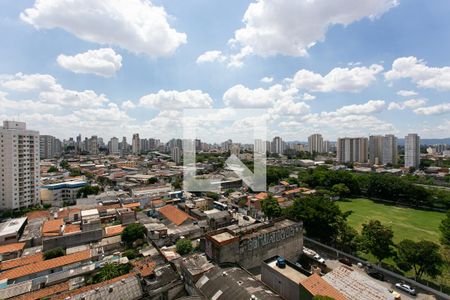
[395,283,416,296]
[338,257,352,266]
[302,246,317,257]
[313,254,326,264]
[367,271,384,281]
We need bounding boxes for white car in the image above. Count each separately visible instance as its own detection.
[313,254,326,264]
[395,283,416,296]
[302,246,317,257]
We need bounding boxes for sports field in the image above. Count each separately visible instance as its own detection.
[337,198,445,243]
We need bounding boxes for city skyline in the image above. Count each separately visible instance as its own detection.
[0,0,449,141]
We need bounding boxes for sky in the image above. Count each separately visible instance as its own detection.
[0,0,449,143]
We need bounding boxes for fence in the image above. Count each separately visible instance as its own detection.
[304,237,450,300]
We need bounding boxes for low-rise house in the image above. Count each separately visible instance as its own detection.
[0,217,28,245]
[0,242,26,261]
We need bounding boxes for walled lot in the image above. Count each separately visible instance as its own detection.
[337,198,445,243]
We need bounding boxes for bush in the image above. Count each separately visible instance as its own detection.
[121,223,146,247]
[176,239,193,255]
[44,247,65,260]
[122,248,139,260]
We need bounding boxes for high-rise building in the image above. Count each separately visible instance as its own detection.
[405,133,420,169]
[254,139,266,154]
[109,137,119,155]
[271,136,283,155]
[0,121,40,210]
[40,135,62,159]
[88,136,99,155]
[369,135,384,165]
[132,133,140,155]
[337,137,368,163]
[230,144,240,157]
[171,146,181,165]
[323,140,331,153]
[308,134,323,154]
[382,134,398,165]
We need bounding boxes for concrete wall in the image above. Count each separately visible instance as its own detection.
[42,229,102,251]
[261,261,301,300]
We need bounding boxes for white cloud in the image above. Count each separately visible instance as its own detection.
[57,48,122,77]
[196,50,226,64]
[261,77,274,83]
[291,64,383,92]
[139,89,213,110]
[330,100,385,116]
[396,89,418,97]
[301,93,316,101]
[223,84,298,108]
[230,0,397,59]
[385,56,450,90]
[21,0,187,57]
[121,100,136,110]
[388,98,427,110]
[0,73,108,108]
[269,98,310,116]
[414,103,450,115]
[227,46,253,68]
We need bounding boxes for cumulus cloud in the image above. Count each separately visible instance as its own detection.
[229,0,397,61]
[388,98,427,110]
[301,93,316,101]
[223,84,298,108]
[330,100,385,116]
[291,64,383,92]
[385,56,450,90]
[414,103,450,115]
[21,0,187,57]
[0,73,108,108]
[260,77,274,83]
[57,48,122,77]
[196,50,226,64]
[139,89,213,110]
[396,89,418,97]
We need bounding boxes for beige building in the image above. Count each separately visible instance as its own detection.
[337,137,368,163]
[308,133,323,154]
[0,121,40,210]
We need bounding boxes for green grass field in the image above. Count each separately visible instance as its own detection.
[337,198,445,243]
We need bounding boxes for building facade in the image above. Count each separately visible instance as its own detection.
[336,137,368,163]
[405,133,420,168]
[382,134,398,165]
[39,135,62,159]
[132,133,140,155]
[308,134,323,154]
[109,137,119,155]
[369,135,384,165]
[0,121,40,210]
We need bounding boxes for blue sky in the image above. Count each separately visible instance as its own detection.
[0,0,449,142]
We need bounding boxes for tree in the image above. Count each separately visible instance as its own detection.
[43,247,65,260]
[396,239,444,280]
[123,248,139,260]
[76,185,101,198]
[148,177,158,184]
[60,160,70,169]
[360,220,395,263]
[440,210,450,246]
[312,296,335,300]
[331,183,350,199]
[47,166,58,173]
[261,196,282,219]
[285,195,350,243]
[336,223,360,253]
[121,223,146,247]
[90,263,132,284]
[176,238,193,255]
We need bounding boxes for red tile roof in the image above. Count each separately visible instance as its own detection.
[132,258,156,277]
[42,219,64,237]
[0,253,43,271]
[0,250,91,281]
[0,242,25,255]
[12,281,70,300]
[123,202,140,209]
[63,224,81,234]
[158,205,191,226]
[26,210,50,220]
[255,192,268,200]
[301,274,347,300]
[105,225,124,237]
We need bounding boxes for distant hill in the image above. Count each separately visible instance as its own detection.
[398,138,450,146]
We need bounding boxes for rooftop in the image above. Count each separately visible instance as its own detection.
[0,217,27,236]
[42,219,64,237]
[301,274,346,300]
[196,266,282,300]
[0,253,43,271]
[181,253,215,277]
[210,231,235,243]
[267,258,308,283]
[323,265,394,300]
[105,225,124,237]
[158,205,192,226]
[0,242,25,255]
[0,249,91,281]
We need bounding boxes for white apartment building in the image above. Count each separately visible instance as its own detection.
[171,146,181,165]
[109,137,119,155]
[369,135,384,165]
[405,133,420,169]
[382,134,398,165]
[308,133,323,154]
[132,133,140,155]
[271,136,284,155]
[40,135,62,159]
[337,137,368,163]
[0,121,40,210]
